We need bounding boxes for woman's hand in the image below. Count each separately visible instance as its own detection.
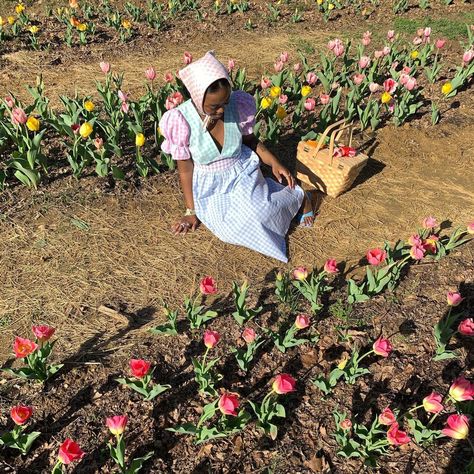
[171,215,200,235]
[272,163,296,189]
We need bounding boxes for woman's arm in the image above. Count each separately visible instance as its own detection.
[242,134,295,189]
[172,159,199,235]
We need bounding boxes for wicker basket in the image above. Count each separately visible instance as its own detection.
[296,119,369,198]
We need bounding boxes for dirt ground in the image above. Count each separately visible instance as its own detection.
[1,1,474,472]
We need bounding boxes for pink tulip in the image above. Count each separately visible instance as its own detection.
[410,244,425,260]
[227,59,235,72]
[304,98,316,111]
[260,77,271,89]
[383,78,397,93]
[272,374,296,394]
[463,49,474,65]
[145,67,156,81]
[319,93,330,105]
[165,91,184,110]
[129,359,151,378]
[404,76,417,91]
[366,248,387,266]
[295,314,310,330]
[106,415,128,436]
[293,266,308,281]
[121,102,130,114]
[449,376,474,401]
[387,30,395,42]
[183,51,193,65]
[13,336,38,358]
[118,90,128,102]
[274,60,284,73]
[467,220,474,234]
[11,107,27,125]
[373,336,392,357]
[203,330,220,349]
[458,319,474,336]
[164,72,174,83]
[11,405,33,425]
[58,439,85,465]
[199,276,217,295]
[374,50,384,59]
[32,325,55,342]
[447,291,463,307]
[402,65,412,74]
[399,73,409,85]
[435,39,446,49]
[422,216,437,228]
[379,407,396,425]
[293,63,302,74]
[334,43,345,57]
[324,259,338,274]
[442,414,469,439]
[306,71,317,85]
[242,327,256,344]
[358,56,371,69]
[362,31,371,47]
[422,392,444,414]
[99,61,110,74]
[340,419,352,430]
[93,137,104,150]
[353,73,365,86]
[408,234,422,246]
[369,82,379,93]
[280,51,289,63]
[382,46,391,56]
[279,94,288,105]
[218,392,239,416]
[387,422,411,445]
[4,96,14,108]
[423,27,431,38]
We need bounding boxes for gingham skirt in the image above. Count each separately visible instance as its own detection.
[193,145,304,262]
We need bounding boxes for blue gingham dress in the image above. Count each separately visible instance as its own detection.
[164,93,304,262]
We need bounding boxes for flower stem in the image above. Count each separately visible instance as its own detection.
[356,349,374,365]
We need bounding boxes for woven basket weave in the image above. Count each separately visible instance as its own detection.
[296,119,369,198]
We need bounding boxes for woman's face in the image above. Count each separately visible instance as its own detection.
[202,86,231,120]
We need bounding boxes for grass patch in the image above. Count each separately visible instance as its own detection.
[394,15,474,40]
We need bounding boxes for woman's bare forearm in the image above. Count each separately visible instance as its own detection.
[243,134,279,167]
[177,159,195,209]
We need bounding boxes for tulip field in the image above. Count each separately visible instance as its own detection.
[1,0,474,473]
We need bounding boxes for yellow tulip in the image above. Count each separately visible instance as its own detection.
[215,0,221,5]
[275,106,287,120]
[0,17,5,27]
[317,0,323,4]
[29,25,39,34]
[77,23,87,32]
[79,122,93,138]
[381,91,392,104]
[328,3,334,9]
[260,97,272,110]
[121,19,132,29]
[157,126,162,136]
[8,16,15,24]
[338,357,348,370]
[410,50,419,60]
[301,85,312,97]
[26,116,40,132]
[84,100,95,112]
[135,133,145,147]
[269,86,281,99]
[15,3,25,14]
[441,82,453,95]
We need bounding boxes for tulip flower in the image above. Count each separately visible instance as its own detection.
[353,73,365,85]
[301,85,312,97]
[260,77,271,89]
[218,392,240,416]
[442,82,453,95]
[387,30,395,41]
[340,419,352,430]
[467,221,474,234]
[84,100,95,112]
[165,91,184,111]
[275,106,287,120]
[129,359,151,378]
[435,39,446,49]
[458,318,474,336]
[135,133,145,147]
[227,59,236,71]
[422,392,444,414]
[374,50,384,59]
[164,72,174,83]
[381,92,392,104]
[4,96,14,108]
[408,234,422,246]
[404,77,417,91]
[319,93,330,105]
[11,107,27,125]
[26,116,40,132]
[304,98,316,111]
[280,51,289,63]
[272,373,296,394]
[57,438,85,465]
[242,327,256,344]
[71,124,80,134]
[274,61,284,73]
[410,244,425,260]
[358,56,371,69]
[295,314,310,330]
[260,97,272,110]
[366,248,387,266]
[278,94,288,105]
[293,63,302,73]
[383,78,397,93]
[324,259,338,274]
[463,49,474,65]
[269,86,281,99]
[79,122,93,139]
[387,422,411,445]
[306,71,317,85]
[362,31,371,46]
[203,330,220,349]
[382,46,391,56]
[145,67,156,81]
[199,276,217,295]
[379,407,396,425]
[32,325,55,342]
[13,336,38,358]
[369,82,379,93]
[373,336,392,357]
[422,216,437,228]
[10,405,33,425]
[292,266,308,281]
[441,414,469,439]
[447,292,463,307]
[94,137,104,150]
[106,415,128,436]
[449,376,474,402]
[99,61,110,74]
[183,51,193,65]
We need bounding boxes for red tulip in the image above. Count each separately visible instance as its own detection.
[13,336,38,358]
[242,327,256,344]
[441,414,469,439]
[340,419,352,430]
[373,337,392,357]
[387,422,411,445]
[422,392,444,414]
[295,314,310,330]
[447,291,463,307]
[366,248,387,266]
[106,415,128,436]
[422,235,438,254]
[129,359,151,378]
[449,376,474,402]
[218,392,239,416]
[292,266,308,281]
[458,318,474,336]
[199,276,217,295]
[32,325,55,342]
[10,405,33,425]
[324,259,339,274]
[378,407,396,425]
[272,374,296,394]
[383,78,397,94]
[58,438,85,465]
[203,330,220,349]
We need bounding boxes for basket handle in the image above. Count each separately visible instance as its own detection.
[329,122,354,165]
[313,118,346,155]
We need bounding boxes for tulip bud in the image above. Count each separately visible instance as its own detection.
[295,314,310,330]
[99,61,110,74]
[324,259,338,274]
[242,327,256,344]
[203,330,220,349]
[373,336,392,357]
[145,67,156,81]
[442,414,470,439]
[106,415,128,436]
[447,291,463,307]
[272,374,296,394]
[135,133,145,147]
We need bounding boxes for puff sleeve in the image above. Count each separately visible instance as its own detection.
[233,90,257,136]
[159,109,191,160]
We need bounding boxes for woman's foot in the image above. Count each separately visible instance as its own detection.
[298,191,315,227]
